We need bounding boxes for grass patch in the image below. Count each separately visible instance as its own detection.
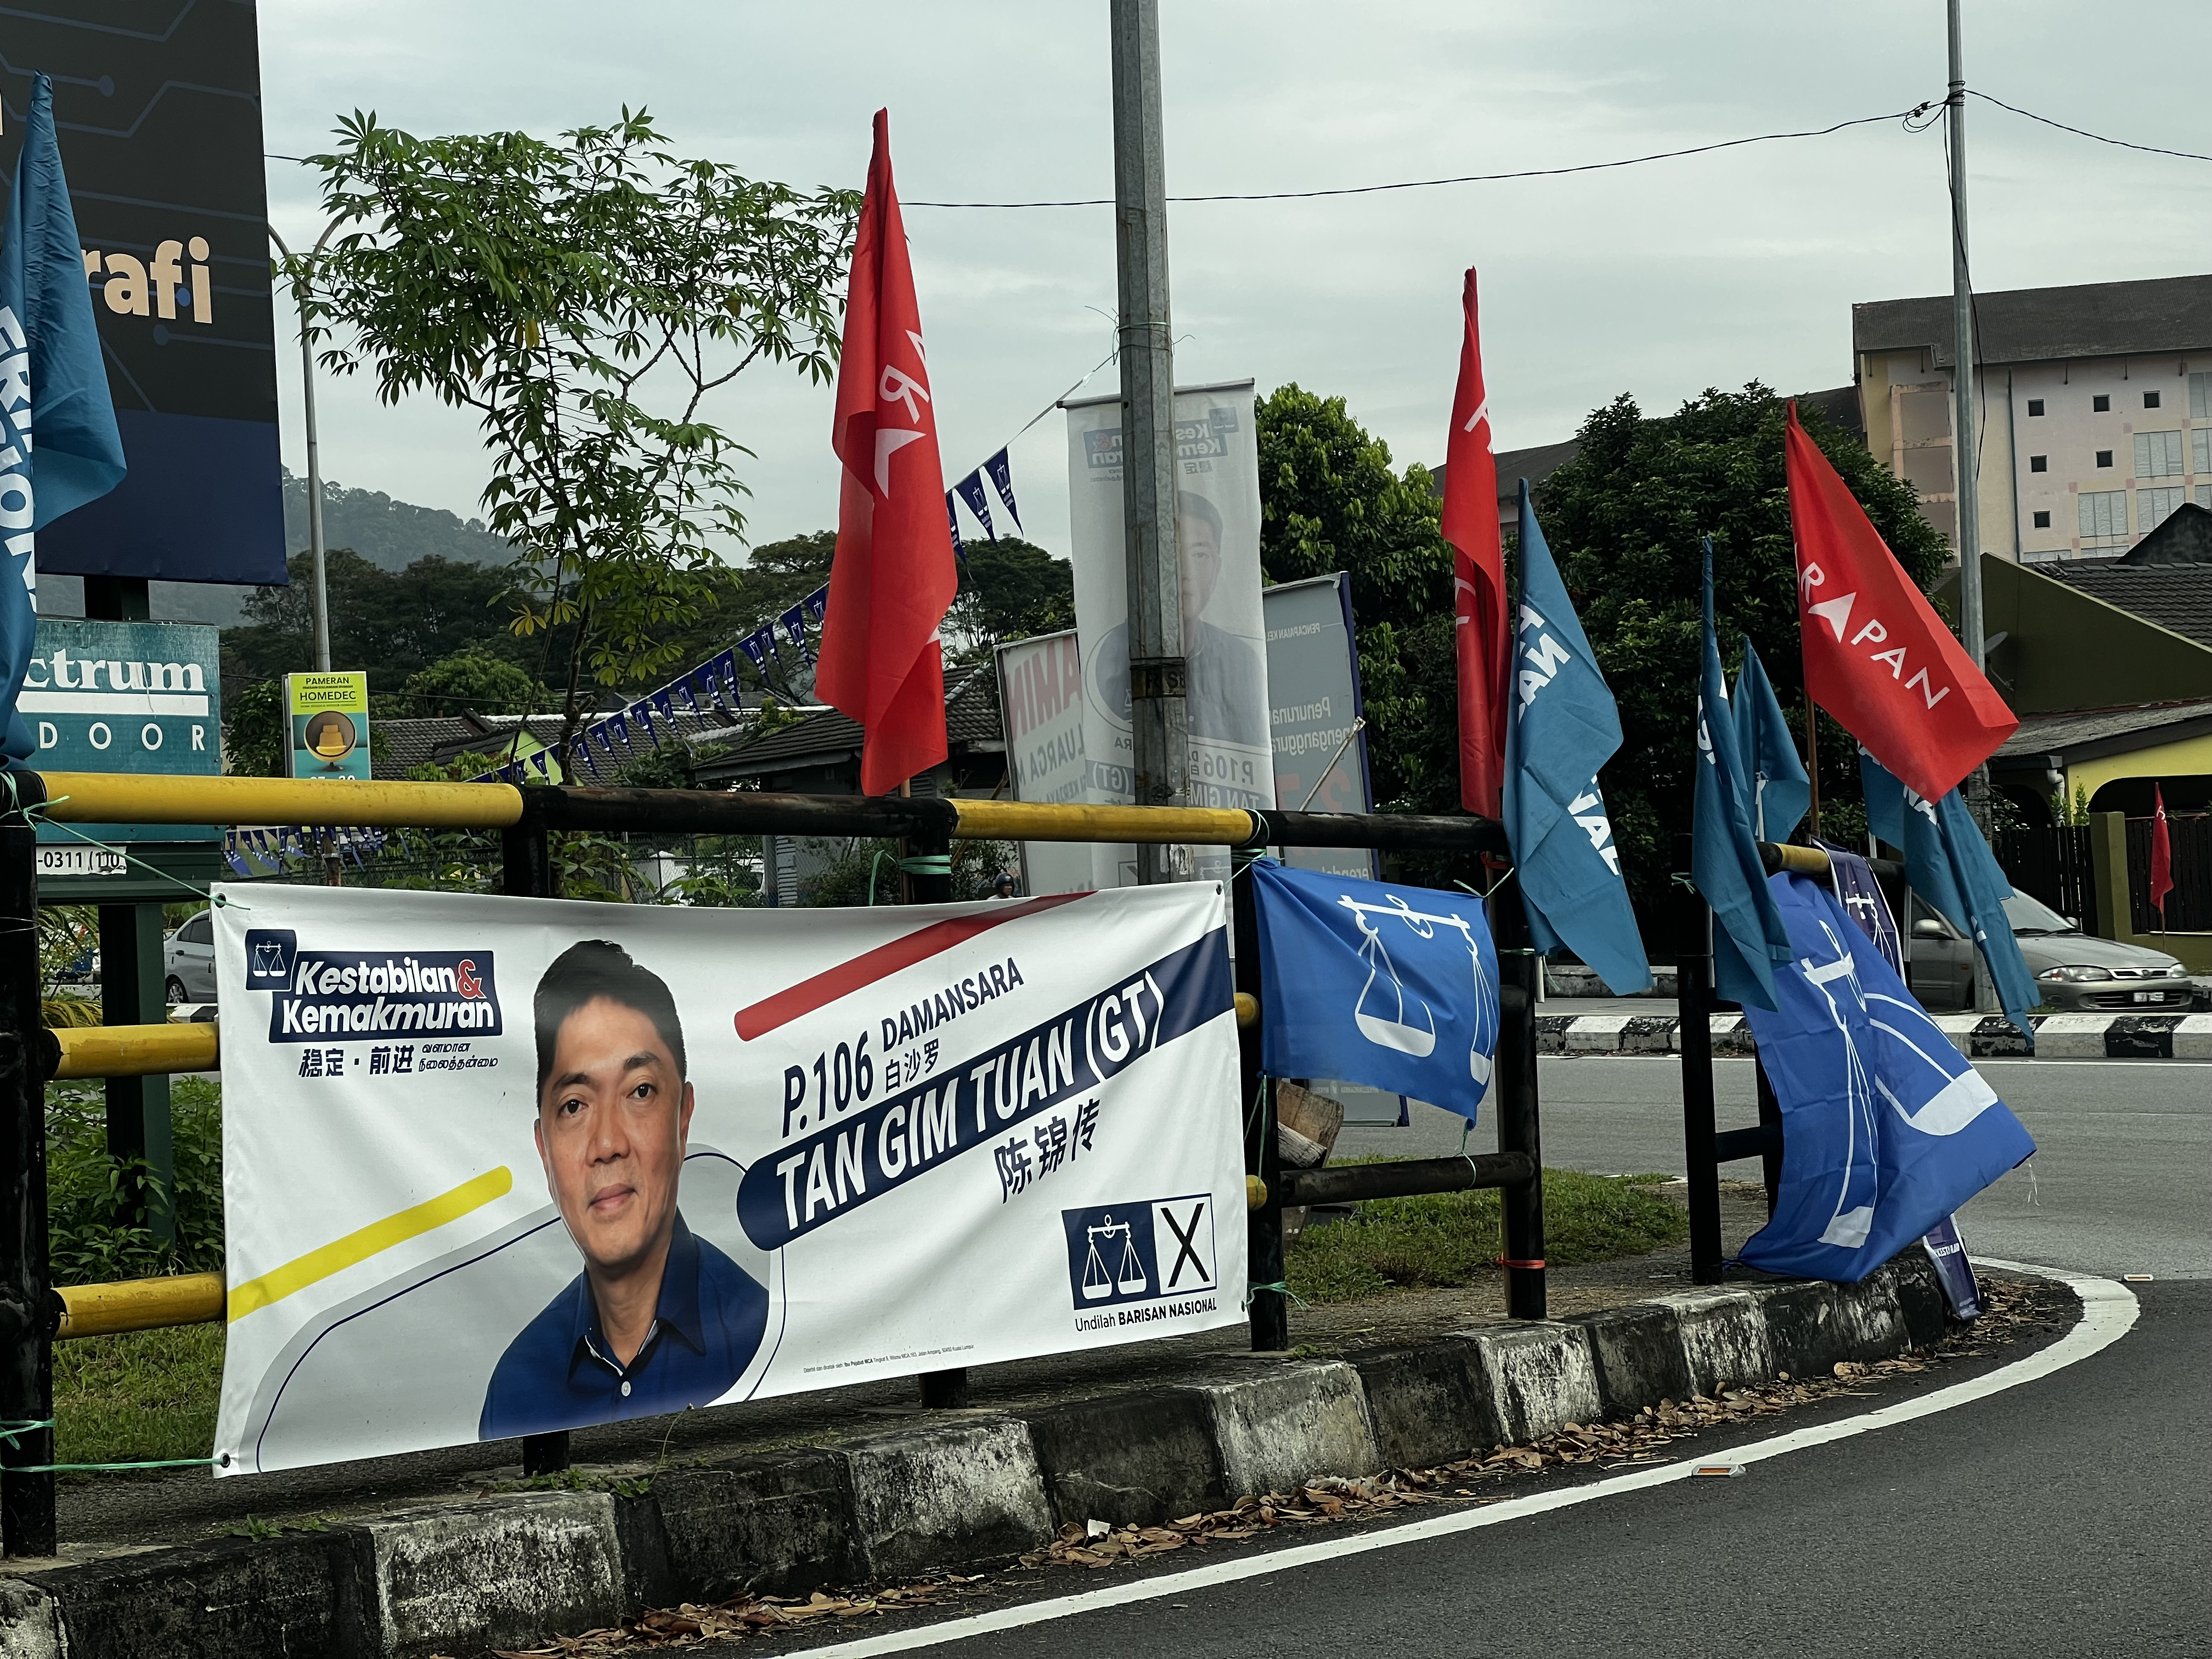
[53,1322,224,1475]
[1285,1166,1688,1306]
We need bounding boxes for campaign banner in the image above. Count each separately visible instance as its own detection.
[996,629,1093,896]
[1063,380,1274,888]
[1262,574,1375,881]
[212,882,1243,1475]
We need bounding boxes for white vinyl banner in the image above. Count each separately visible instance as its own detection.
[1063,380,1274,888]
[995,628,1093,897]
[212,882,1244,1475]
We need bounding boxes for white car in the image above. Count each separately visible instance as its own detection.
[163,911,217,1004]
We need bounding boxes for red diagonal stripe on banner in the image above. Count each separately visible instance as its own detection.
[734,893,1092,1040]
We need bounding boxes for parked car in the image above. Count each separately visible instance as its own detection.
[1907,890,2193,1013]
[163,911,217,1004]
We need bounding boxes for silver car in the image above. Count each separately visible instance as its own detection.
[163,910,217,1004]
[1908,890,2194,1013]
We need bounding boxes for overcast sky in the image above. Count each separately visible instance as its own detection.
[259,1,2212,561]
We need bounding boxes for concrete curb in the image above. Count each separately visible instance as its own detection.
[1534,1009,2212,1058]
[0,1256,1968,1657]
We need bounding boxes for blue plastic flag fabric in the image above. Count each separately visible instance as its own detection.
[1249,860,1500,1124]
[1692,541,1792,1012]
[1860,750,2038,1041]
[1740,873,2035,1282]
[0,75,128,760]
[1819,840,1902,973]
[1501,482,1651,994]
[1733,637,1810,843]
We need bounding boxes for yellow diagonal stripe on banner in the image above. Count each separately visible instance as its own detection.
[227,1166,515,1323]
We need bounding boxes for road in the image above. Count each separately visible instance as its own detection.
[1338,1055,2212,1279]
[783,1055,2208,1659]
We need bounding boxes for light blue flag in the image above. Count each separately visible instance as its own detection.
[1860,750,2038,1041]
[1693,540,1793,1012]
[1250,860,1500,1124]
[1733,638,1809,843]
[1502,481,1651,994]
[0,75,128,761]
[1740,873,2034,1282]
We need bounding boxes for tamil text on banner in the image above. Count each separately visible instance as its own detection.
[1063,380,1274,888]
[1263,573,1375,881]
[1249,861,1500,1124]
[212,882,1244,1474]
[995,628,1092,897]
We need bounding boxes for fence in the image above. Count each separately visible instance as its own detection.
[1993,822,2097,932]
[2128,812,2212,934]
[0,769,1528,1559]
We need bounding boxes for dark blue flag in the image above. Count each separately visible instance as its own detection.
[1694,540,1792,1011]
[1250,860,1500,1124]
[1860,750,2038,1040]
[1502,482,1650,994]
[984,447,1023,533]
[0,75,128,760]
[1819,840,1902,973]
[953,470,997,541]
[1740,872,2035,1282]
[1733,638,1809,843]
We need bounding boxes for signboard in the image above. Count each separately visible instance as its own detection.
[996,629,1092,896]
[27,618,219,843]
[285,673,371,781]
[1263,574,1376,881]
[210,882,1243,1475]
[0,3,284,585]
[1063,380,1274,888]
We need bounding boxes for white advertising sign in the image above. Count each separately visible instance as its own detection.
[996,628,1093,897]
[212,883,1244,1475]
[1263,574,1376,882]
[1063,380,1274,887]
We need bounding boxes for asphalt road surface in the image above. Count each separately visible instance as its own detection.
[777,1056,2205,1658]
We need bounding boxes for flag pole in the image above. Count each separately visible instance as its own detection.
[1803,689,1821,839]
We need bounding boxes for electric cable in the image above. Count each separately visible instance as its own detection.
[1967,90,2212,164]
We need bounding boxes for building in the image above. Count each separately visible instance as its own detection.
[1854,273,2212,562]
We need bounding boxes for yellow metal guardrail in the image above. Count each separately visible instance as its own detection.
[948,798,1258,846]
[38,772,527,830]
[52,1023,218,1079]
[55,1273,225,1340]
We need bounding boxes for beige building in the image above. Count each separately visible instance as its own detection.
[1855,274,2212,563]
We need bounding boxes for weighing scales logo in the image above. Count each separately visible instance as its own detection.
[1339,893,1499,1086]
[245,929,503,1042]
[1060,1195,1216,1312]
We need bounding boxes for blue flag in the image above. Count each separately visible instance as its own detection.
[0,75,127,761]
[1694,540,1792,1012]
[1502,482,1651,994]
[1860,751,2038,1040]
[1249,860,1500,1123]
[1733,638,1809,843]
[1740,873,2034,1281]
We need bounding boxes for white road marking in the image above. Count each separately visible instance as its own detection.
[806,1261,2135,1656]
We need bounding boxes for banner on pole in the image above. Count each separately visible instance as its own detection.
[213,882,1243,1475]
[1262,573,1375,881]
[995,629,1093,897]
[1063,380,1274,888]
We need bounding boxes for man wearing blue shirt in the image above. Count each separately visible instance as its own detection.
[481,941,767,1440]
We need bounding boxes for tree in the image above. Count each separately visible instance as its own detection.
[1254,384,1459,812]
[1537,383,1948,904]
[292,109,859,764]
[945,537,1074,660]
[399,646,545,718]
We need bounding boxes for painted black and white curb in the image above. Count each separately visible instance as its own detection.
[1536,1011,2212,1060]
[0,1257,1962,1659]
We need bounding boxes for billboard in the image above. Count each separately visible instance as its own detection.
[284,671,371,781]
[0,3,284,585]
[26,616,218,842]
[210,882,1243,1474]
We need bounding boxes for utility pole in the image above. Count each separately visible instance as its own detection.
[1109,0,1189,884]
[269,222,336,673]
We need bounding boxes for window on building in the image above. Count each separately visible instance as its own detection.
[2140,486,2185,534]
[2033,510,2052,529]
[2026,398,2045,416]
[2135,430,2186,477]
[2195,428,2211,478]
[2193,372,2212,419]
[2079,490,2129,549]
[2029,454,2049,473]
[2145,390,2163,409]
[2199,484,2212,511]
[2095,449,2113,467]
[2093,394,2112,412]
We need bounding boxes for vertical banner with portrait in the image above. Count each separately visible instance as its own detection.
[212,882,1244,1475]
[1262,574,1377,881]
[1063,381,1275,888]
[995,629,1094,896]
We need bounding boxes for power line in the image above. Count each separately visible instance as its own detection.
[906,105,1940,208]
[1968,90,2212,165]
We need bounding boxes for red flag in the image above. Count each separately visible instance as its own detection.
[1441,269,1509,821]
[817,110,958,797]
[1783,402,2017,802]
[2150,784,2174,927]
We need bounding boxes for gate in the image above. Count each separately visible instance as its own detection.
[1994,823,2096,932]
